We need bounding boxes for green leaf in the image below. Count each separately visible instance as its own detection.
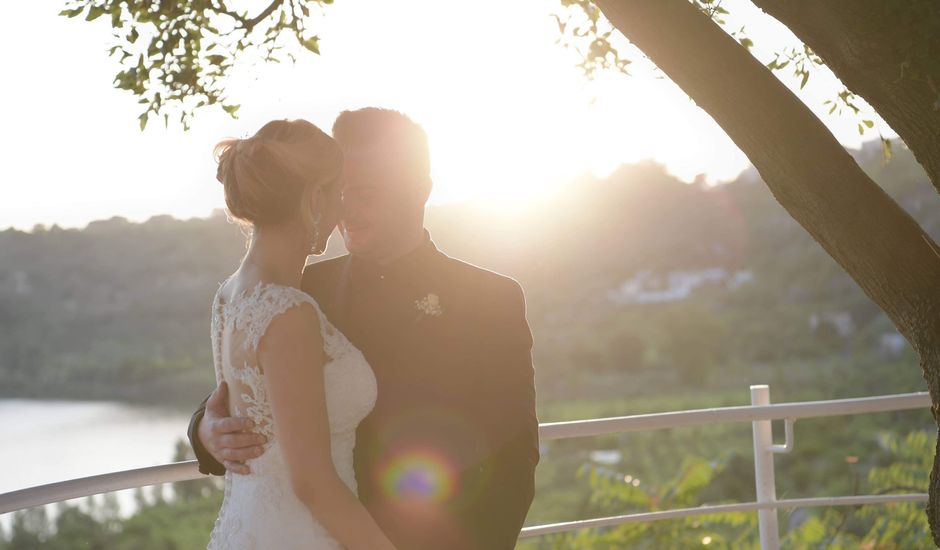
[301,36,320,54]
[799,70,809,89]
[862,119,874,128]
[139,113,148,131]
[881,137,893,162]
[58,7,85,18]
[86,6,105,21]
[222,104,240,116]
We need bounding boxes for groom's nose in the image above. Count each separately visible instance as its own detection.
[339,197,363,228]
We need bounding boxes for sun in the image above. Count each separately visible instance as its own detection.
[420,68,750,210]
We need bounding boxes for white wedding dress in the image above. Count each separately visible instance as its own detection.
[206,281,377,549]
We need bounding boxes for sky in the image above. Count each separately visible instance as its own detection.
[0,0,894,231]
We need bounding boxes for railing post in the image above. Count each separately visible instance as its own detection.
[751,384,780,550]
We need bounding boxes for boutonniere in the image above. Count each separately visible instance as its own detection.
[414,293,444,320]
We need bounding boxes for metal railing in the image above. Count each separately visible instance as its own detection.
[0,385,931,549]
[522,385,930,548]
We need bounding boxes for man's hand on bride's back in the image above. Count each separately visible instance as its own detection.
[198,381,267,475]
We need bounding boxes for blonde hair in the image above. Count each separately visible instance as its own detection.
[214,119,342,231]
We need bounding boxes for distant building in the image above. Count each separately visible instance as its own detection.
[878,331,908,357]
[808,311,855,338]
[589,450,623,465]
[727,270,755,289]
[608,268,754,305]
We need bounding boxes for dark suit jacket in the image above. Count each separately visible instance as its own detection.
[188,235,539,549]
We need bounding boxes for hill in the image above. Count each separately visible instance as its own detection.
[1,139,936,405]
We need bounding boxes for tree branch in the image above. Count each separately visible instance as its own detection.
[591,0,940,542]
[751,0,940,198]
[217,0,284,31]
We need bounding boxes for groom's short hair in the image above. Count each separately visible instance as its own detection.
[332,108,431,186]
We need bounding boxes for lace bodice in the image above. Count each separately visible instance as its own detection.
[207,281,377,549]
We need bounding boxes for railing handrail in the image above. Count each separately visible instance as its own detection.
[0,461,202,516]
[519,493,928,537]
[1,389,932,545]
[539,391,930,440]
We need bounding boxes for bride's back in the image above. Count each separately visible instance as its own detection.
[206,119,382,549]
[207,274,378,549]
[212,275,295,448]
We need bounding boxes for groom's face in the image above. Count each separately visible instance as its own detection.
[340,151,424,257]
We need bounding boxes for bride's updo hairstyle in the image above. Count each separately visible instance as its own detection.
[214,119,342,230]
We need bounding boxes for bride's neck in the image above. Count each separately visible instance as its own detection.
[241,222,309,287]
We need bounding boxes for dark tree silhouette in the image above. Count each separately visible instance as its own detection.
[588,0,940,542]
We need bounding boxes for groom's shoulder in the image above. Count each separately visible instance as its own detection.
[437,253,524,299]
[437,255,530,334]
[302,254,348,288]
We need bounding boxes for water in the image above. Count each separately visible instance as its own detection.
[0,398,193,523]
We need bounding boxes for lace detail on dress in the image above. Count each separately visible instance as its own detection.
[210,288,224,386]
[227,283,317,352]
[221,283,321,446]
[206,280,377,549]
[231,363,276,444]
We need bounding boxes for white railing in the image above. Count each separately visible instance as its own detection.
[523,385,930,548]
[0,385,931,549]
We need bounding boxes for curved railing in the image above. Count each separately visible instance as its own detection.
[0,386,931,549]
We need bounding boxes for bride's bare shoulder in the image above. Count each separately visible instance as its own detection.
[256,300,325,368]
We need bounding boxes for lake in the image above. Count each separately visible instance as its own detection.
[0,398,193,522]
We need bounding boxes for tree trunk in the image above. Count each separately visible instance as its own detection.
[750,0,940,197]
[592,0,940,543]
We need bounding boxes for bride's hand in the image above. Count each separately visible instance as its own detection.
[198,381,267,474]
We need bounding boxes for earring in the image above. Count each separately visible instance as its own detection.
[309,212,323,254]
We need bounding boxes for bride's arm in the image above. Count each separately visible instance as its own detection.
[259,304,397,550]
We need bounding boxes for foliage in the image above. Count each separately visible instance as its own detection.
[1,143,935,405]
[2,488,222,549]
[1,440,221,549]
[518,430,933,549]
[58,0,336,129]
[539,457,757,549]
[553,0,632,79]
[858,431,933,547]
[554,0,896,156]
[779,430,933,548]
[1,143,935,547]
[2,430,930,547]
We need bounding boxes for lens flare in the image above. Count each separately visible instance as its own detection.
[378,448,459,504]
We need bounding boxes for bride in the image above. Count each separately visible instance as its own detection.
[206,119,396,549]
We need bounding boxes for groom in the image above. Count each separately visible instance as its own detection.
[188,108,540,549]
